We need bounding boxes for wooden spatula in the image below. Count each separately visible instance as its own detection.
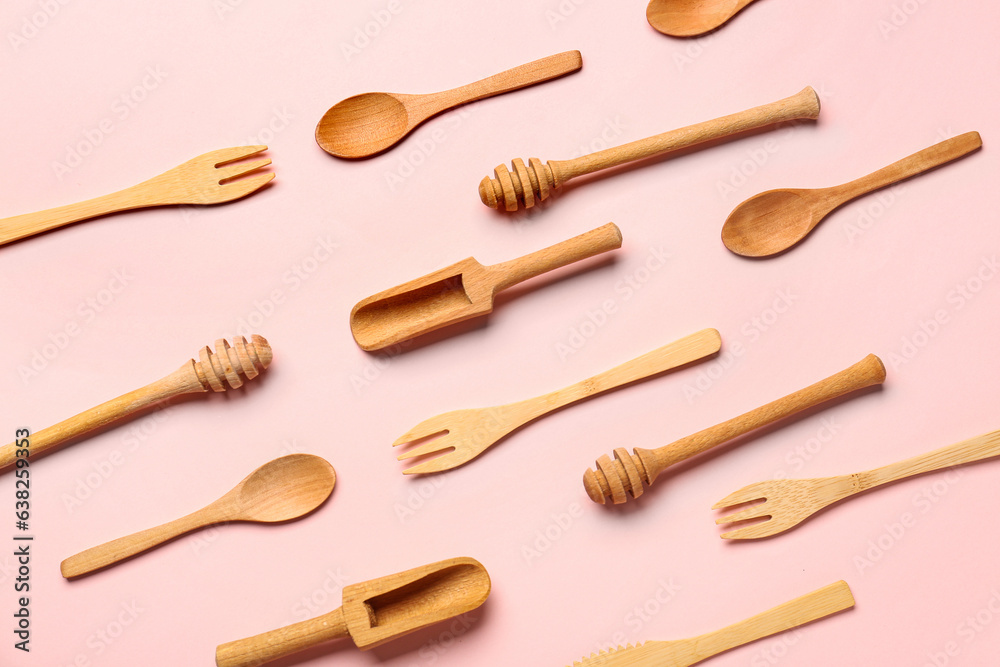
[350,223,622,351]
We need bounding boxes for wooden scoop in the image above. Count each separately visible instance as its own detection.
[315,51,582,158]
[647,0,764,37]
[350,223,623,351]
[722,131,983,257]
[61,455,336,578]
[215,557,491,667]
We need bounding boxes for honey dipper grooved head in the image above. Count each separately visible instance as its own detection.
[584,448,648,505]
[479,158,556,211]
[194,335,272,392]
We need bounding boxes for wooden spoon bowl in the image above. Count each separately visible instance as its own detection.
[315,93,411,159]
[647,0,760,37]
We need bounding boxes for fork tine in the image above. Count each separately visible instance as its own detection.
[711,484,768,510]
[720,521,780,540]
[715,504,769,525]
[207,145,268,165]
[216,158,271,182]
[392,416,453,447]
[401,449,472,475]
[215,173,275,202]
[395,436,452,461]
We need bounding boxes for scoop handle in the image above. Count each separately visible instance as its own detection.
[834,131,982,201]
[487,222,623,292]
[437,50,582,109]
[215,608,350,667]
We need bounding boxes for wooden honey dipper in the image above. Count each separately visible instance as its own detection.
[0,335,271,472]
[479,86,820,211]
[583,354,886,504]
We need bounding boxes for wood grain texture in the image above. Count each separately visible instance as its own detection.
[315,51,583,158]
[60,455,335,578]
[584,354,886,504]
[722,131,983,257]
[350,223,622,351]
[568,581,853,666]
[646,0,762,37]
[215,557,491,667]
[0,146,273,246]
[394,328,722,474]
[480,87,820,211]
[0,335,272,473]
[715,427,1000,539]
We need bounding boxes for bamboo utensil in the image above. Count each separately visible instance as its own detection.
[394,329,721,474]
[584,354,885,505]
[567,581,854,666]
[216,557,491,667]
[61,455,335,578]
[479,87,819,212]
[350,223,623,351]
[715,427,1000,539]
[315,51,583,158]
[646,0,764,37]
[0,146,273,247]
[721,131,982,257]
[0,335,272,473]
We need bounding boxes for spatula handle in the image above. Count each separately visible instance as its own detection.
[215,608,350,667]
[692,581,855,662]
[60,511,209,578]
[440,51,582,108]
[488,222,623,291]
[835,131,982,201]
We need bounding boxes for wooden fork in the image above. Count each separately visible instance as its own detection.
[0,146,273,246]
[394,329,722,474]
[714,427,1000,539]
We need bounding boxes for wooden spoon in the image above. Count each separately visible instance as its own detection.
[216,557,491,667]
[350,222,622,351]
[60,455,335,578]
[722,131,982,257]
[315,51,582,158]
[647,0,763,37]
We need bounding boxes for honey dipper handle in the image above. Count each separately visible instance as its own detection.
[487,222,623,292]
[216,608,350,667]
[434,51,583,111]
[0,362,206,473]
[834,131,982,202]
[554,86,820,181]
[642,354,886,479]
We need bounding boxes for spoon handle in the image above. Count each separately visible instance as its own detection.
[60,509,212,578]
[834,131,982,201]
[435,50,582,110]
[487,222,622,292]
[216,607,350,667]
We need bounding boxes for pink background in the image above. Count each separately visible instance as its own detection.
[2,1,999,665]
